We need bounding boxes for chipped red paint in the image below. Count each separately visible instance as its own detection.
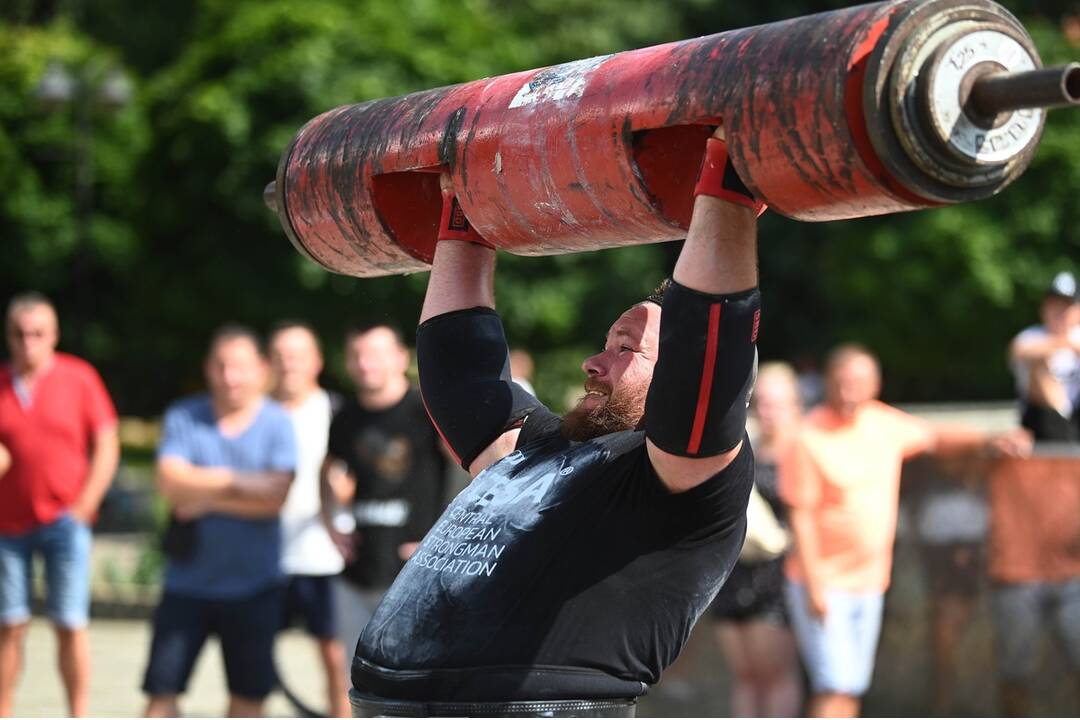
[271,0,1023,277]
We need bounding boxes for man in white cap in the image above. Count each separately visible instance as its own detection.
[1009,271,1080,442]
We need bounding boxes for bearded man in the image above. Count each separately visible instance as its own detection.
[349,128,762,717]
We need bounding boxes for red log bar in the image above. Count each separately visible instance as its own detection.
[269,0,1066,278]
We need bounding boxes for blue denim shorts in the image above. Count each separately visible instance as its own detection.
[785,581,884,696]
[0,513,93,628]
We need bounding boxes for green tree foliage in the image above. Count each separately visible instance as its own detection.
[0,18,150,370]
[1,0,1078,412]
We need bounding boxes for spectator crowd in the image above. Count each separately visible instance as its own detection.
[1,274,1078,717]
[0,294,454,717]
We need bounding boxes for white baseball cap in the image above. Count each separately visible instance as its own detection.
[1047,271,1078,302]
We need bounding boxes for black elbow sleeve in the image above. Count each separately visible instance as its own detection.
[645,281,760,457]
[416,308,541,469]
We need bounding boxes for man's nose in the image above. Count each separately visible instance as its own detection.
[581,353,605,377]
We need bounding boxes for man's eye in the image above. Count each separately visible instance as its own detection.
[620,345,634,353]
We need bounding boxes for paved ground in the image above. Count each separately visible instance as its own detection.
[10,596,1077,718]
[11,619,327,717]
[4,614,730,718]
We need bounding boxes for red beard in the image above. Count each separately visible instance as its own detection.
[561,378,648,442]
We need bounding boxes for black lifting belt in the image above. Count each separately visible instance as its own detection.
[644,280,760,458]
[416,307,541,469]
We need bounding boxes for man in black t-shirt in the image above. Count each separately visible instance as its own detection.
[351,128,761,715]
[321,324,447,669]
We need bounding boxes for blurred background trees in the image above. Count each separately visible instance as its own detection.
[2,0,1078,414]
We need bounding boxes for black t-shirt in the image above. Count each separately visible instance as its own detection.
[328,388,447,589]
[353,405,753,702]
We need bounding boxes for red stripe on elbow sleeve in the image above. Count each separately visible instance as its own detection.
[420,391,462,467]
[686,303,722,455]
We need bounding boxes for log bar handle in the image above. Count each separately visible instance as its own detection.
[969,62,1080,116]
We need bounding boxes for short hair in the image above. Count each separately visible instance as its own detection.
[825,343,880,376]
[6,292,56,325]
[268,319,322,353]
[207,323,264,357]
[345,322,407,349]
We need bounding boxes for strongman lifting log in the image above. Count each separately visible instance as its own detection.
[265,1,1076,716]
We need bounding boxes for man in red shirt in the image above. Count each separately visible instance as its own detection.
[0,293,119,717]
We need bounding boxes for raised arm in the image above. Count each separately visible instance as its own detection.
[1008,330,1077,363]
[420,174,496,322]
[419,242,495,322]
[645,127,762,492]
[416,175,536,478]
